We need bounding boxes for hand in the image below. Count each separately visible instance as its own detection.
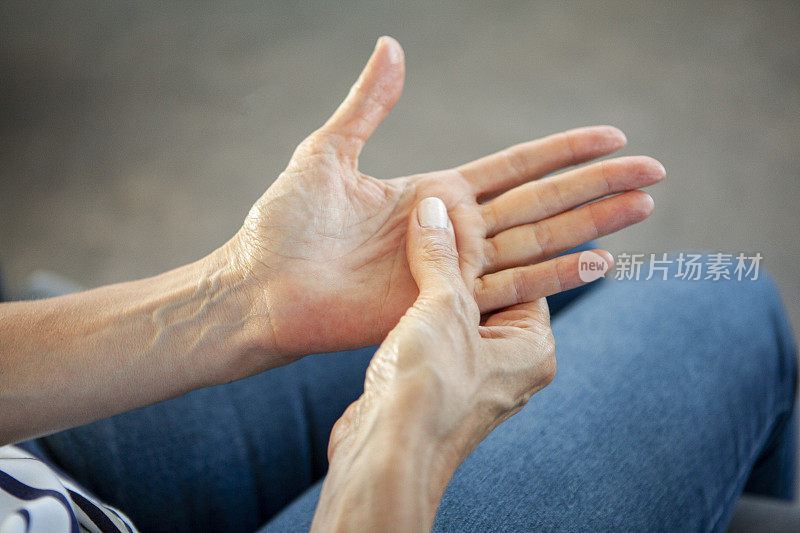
[225,36,664,363]
[313,197,593,532]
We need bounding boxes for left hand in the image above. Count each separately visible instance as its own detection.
[223,36,664,362]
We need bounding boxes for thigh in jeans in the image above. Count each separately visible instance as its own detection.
[264,264,797,533]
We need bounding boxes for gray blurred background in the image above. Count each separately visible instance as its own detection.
[1,0,798,335]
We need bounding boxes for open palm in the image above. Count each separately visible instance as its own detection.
[231,37,664,358]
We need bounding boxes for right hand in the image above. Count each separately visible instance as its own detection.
[328,196,612,482]
[313,196,614,532]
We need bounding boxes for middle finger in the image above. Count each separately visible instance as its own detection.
[481,155,665,236]
[482,190,654,274]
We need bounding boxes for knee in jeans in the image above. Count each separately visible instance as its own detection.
[709,264,796,406]
[637,253,796,400]
[650,252,786,314]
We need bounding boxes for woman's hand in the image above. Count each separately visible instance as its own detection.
[222,36,664,365]
[312,197,605,532]
[0,37,651,446]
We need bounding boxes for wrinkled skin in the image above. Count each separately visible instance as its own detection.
[312,198,575,532]
[228,36,664,362]
[328,205,560,467]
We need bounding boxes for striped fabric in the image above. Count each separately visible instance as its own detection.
[0,445,137,533]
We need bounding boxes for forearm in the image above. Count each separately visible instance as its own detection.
[311,385,459,533]
[0,247,275,445]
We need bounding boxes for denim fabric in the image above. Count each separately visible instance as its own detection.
[19,257,797,533]
[264,262,797,533]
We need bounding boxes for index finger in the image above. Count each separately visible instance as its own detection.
[455,126,627,199]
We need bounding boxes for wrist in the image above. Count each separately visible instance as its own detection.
[317,378,462,532]
[380,379,466,499]
[196,243,283,384]
[0,249,280,442]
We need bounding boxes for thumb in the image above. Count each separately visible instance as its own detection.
[319,36,405,159]
[406,197,464,295]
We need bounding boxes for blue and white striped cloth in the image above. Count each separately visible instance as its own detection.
[0,445,137,533]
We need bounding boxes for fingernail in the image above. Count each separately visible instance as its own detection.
[418,197,448,229]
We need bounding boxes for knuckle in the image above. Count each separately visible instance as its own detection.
[423,284,479,330]
[532,333,557,386]
[516,392,534,411]
[540,351,557,387]
[429,284,466,311]
[598,159,613,192]
[505,357,555,415]
[511,268,530,305]
[484,332,558,423]
[544,329,556,351]
[422,238,458,263]
[481,202,500,236]
[482,237,500,270]
[519,331,556,387]
[501,146,528,180]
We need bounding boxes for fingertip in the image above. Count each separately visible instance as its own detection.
[615,156,666,187]
[629,155,666,182]
[638,191,655,216]
[604,125,627,148]
[622,190,655,219]
[592,249,615,272]
[377,35,404,65]
[563,125,628,164]
[652,158,666,179]
[575,249,613,284]
[321,37,405,155]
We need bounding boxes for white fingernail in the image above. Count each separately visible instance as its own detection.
[418,197,448,229]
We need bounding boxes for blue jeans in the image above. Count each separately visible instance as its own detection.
[19,256,797,532]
